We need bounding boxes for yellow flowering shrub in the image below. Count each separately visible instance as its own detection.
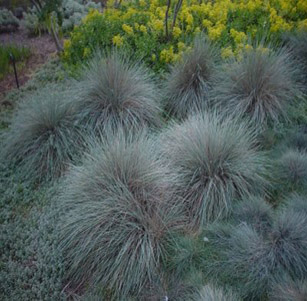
[63,0,307,72]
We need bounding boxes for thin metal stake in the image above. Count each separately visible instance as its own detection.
[10,53,19,89]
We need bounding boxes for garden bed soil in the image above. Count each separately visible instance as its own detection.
[0,25,57,103]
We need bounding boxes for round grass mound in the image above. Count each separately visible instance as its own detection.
[75,51,162,132]
[192,284,240,301]
[210,208,307,298]
[59,130,183,299]
[163,35,217,120]
[212,47,301,125]
[232,196,273,234]
[1,86,84,183]
[276,148,307,189]
[159,112,267,228]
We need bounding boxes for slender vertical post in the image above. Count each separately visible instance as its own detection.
[10,53,19,89]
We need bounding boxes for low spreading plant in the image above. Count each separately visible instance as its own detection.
[159,112,267,228]
[73,51,162,132]
[1,85,84,183]
[212,47,301,126]
[59,130,184,299]
[163,34,217,119]
[0,8,19,32]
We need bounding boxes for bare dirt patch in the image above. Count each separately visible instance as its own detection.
[0,25,57,101]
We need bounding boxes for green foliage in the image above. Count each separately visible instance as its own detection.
[286,30,307,85]
[213,47,302,126]
[163,35,218,120]
[159,112,267,228]
[59,130,184,299]
[0,164,65,300]
[232,196,273,234]
[0,44,30,80]
[0,8,19,32]
[73,51,162,133]
[192,284,240,301]
[208,202,307,298]
[1,84,85,184]
[275,148,307,192]
[270,277,307,301]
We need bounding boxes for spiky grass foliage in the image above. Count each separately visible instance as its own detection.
[284,194,307,214]
[164,233,209,280]
[270,209,307,279]
[212,47,300,125]
[232,196,273,233]
[192,284,240,301]
[139,271,203,301]
[75,51,162,132]
[212,223,275,298]
[286,129,307,152]
[163,35,217,120]
[276,148,307,188]
[59,130,183,299]
[270,277,307,301]
[1,87,84,183]
[286,30,307,84]
[209,207,307,298]
[159,113,267,227]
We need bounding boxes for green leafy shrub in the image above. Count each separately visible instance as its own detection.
[212,47,301,126]
[62,0,307,72]
[1,85,85,184]
[22,6,46,36]
[159,112,267,228]
[163,35,218,120]
[0,8,19,32]
[0,44,30,80]
[59,130,184,299]
[73,51,162,132]
[22,0,101,35]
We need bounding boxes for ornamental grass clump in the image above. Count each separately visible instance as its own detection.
[213,47,300,125]
[284,194,307,214]
[163,35,217,120]
[270,277,307,301]
[276,148,307,189]
[75,51,162,132]
[192,284,240,301]
[1,87,84,183]
[59,130,183,298]
[210,206,307,298]
[159,113,267,228]
[286,30,307,85]
[232,196,273,234]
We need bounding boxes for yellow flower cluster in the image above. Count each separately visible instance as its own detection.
[64,0,307,68]
[112,34,124,46]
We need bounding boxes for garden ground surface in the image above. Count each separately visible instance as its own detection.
[0,24,57,102]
